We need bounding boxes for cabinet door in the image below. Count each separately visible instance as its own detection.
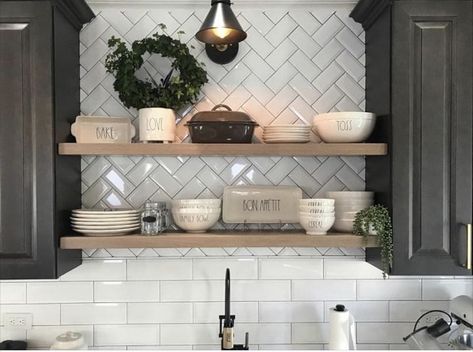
[0,2,57,278]
[392,0,472,274]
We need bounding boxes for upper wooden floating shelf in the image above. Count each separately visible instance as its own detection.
[58,143,388,156]
[60,231,378,249]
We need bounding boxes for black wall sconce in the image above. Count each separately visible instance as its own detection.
[195,0,247,64]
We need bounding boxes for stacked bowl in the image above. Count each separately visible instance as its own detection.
[326,191,374,232]
[171,199,221,233]
[312,112,376,143]
[71,209,141,236]
[299,199,335,235]
[263,124,311,143]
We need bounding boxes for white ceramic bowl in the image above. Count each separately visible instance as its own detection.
[315,112,376,121]
[172,199,221,207]
[299,215,335,235]
[299,212,335,218]
[335,201,374,209]
[300,199,335,207]
[326,191,374,199]
[172,210,220,233]
[333,219,355,233]
[173,204,220,210]
[335,204,372,212]
[172,208,221,215]
[299,206,335,214]
[313,113,376,143]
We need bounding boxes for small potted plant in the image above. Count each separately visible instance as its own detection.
[353,205,393,277]
[105,24,208,143]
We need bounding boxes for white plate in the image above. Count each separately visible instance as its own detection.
[71,219,141,226]
[264,124,310,128]
[74,228,140,236]
[72,209,139,215]
[71,213,141,219]
[72,223,141,230]
[264,139,310,144]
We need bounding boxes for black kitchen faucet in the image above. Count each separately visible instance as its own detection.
[219,268,249,350]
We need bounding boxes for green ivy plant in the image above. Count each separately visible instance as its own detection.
[353,205,393,277]
[105,24,208,111]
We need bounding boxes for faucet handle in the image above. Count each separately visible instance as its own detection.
[244,332,249,350]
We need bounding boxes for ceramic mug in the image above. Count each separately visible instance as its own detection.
[139,107,176,143]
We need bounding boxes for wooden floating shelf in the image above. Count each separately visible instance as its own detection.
[60,231,378,249]
[58,143,388,156]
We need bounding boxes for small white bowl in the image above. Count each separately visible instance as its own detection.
[299,216,335,235]
[172,199,221,207]
[326,191,374,199]
[173,204,220,210]
[315,112,376,121]
[333,219,355,233]
[172,208,221,215]
[300,199,335,207]
[299,206,335,214]
[300,212,335,218]
[172,211,220,233]
[313,113,376,143]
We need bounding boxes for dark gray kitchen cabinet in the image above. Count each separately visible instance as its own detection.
[352,0,473,275]
[0,0,94,279]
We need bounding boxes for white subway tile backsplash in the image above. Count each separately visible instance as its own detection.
[292,323,329,343]
[259,259,323,279]
[324,301,389,322]
[0,282,26,303]
[161,281,223,302]
[127,259,192,280]
[27,325,93,348]
[259,344,325,350]
[324,259,384,279]
[94,281,159,302]
[27,282,93,303]
[193,258,257,280]
[237,323,291,344]
[292,280,357,301]
[356,323,412,344]
[160,324,218,345]
[357,280,421,300]
[422,279,473,300]
[389,301,449,322]
[232,280,291,301]
[61,303,127,324]
[94,325,159,346]
[259,302,324,322]
[0,304,60,325]
[128,302,193,323]
[194,302,258,323]
[60,259,126,281]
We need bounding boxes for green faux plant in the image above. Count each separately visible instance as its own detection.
[353,204,393,277]
[105,24,208,111]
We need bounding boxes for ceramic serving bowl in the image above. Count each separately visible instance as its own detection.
[333,219,356,233]
[172,199,221,208]
[172,208,221,214]
[313,112,376,143]
[299,206,335,214]
[300,199,335,207]
[335,204,372,212]
[299,215,335,235]
[172,210,220,233]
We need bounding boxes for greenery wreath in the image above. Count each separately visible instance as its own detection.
[105,25,208,111]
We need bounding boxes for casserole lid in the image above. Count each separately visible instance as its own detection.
[187,104,258,125]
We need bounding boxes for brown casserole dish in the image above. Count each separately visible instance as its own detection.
[186,104,258,143]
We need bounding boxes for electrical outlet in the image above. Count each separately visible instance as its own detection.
[2,313,33,330]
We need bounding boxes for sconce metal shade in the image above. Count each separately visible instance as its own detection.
[196,0,247,45]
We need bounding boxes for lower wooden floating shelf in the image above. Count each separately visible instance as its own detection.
[60,231,378,249]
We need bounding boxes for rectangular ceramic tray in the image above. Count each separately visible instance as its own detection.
[223,186,302,224]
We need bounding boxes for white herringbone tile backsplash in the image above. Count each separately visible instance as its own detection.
[79,7,367,256]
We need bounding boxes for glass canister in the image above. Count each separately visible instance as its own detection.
[141,201,169,235]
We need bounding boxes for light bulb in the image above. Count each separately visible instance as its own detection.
[213,27,232,39]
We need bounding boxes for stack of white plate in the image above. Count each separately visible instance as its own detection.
[171,199,221,233]
[299,199,335,235]
[71,209,141,236]
[263,124,311,143]
[326,192,374,232]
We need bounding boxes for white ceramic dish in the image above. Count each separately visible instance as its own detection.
[71,219,140,226]
[334,201,374,208]
[72,209,139,215]
[299,208,335,214]
[299,215,335,235]
[71,214,141,220]
[71,116,135,144]
[313,113,376,143]
[172,211,220,233]
[300,199,335,206]
[172,199,221,207]
[72,223,141,230]
[335,204,372,212]
[74,227,139,236]
[299,212,335,218]
[326,191,374,199]
[172,208,221,215]
[299,204,334,211]
[264,124,311,128]
[315,112,375,121]
[263,139,309,143]
[223,186,302,223]
[333,219,355,233]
